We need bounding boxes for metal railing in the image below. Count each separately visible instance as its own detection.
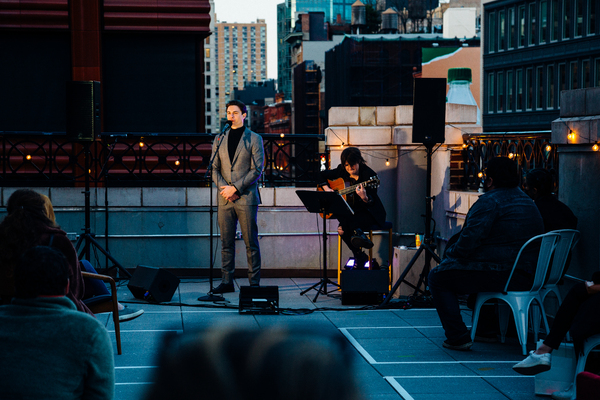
[461,131,557,191]
[0,133,325,188]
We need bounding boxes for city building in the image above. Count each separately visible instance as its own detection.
[214,19,267,129]
[325,34,480,113]
[204,0,218,133]
[277,0,355,100]
[482,0,600,132]
[0,0,211,134]
[264,93,292,134]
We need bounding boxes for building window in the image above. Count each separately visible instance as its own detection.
[205,48,210,58]
[547,65,555,109]
[551,0,559,41]
[589,0,597,35]
[576,0,584,37]
[206,62,210,72]
[529,3,536,45]
[596,58,600,86]
[571,61,579,89]
[583,60,591,87]
[507,70,514,111]
[563,0,571,39]
[499,10,506,50]
[488,73,495,113]
[526,67,533,110]
[558,63,567,107]
[489,11,497,52]
[519,5,526,47]
[206,89,211,98]
[540,0,548,43]
[509,7,516,49]
[207,116,211,125]
[498,71,504,112]
[536,66,544,109]
[206,75,211,85]
[517,69,524,110]
[207,102,211,112]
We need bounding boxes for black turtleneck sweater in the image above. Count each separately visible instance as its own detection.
[228,126,245,163]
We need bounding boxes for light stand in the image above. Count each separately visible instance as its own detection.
[198,126,229,302]
[74,141,131,279]
[380,143,441,306]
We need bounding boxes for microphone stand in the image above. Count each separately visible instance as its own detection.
[198,123,230,302]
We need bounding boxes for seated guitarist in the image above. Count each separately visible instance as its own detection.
[318,147,386,269]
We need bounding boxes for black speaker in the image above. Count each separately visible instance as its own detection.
[341,270,389,305]
[412,78,446,145]
[239,286,279,314]
[66,81,100,141]
[127,266,180,303]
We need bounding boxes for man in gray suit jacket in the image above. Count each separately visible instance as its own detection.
[209,100,264,294]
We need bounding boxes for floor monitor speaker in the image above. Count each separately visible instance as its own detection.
[239,286,279,314]
[127,265,180,303]
[341,270,389,305]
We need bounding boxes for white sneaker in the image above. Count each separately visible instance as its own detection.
[512,350,552,375]
[551,385,574,400]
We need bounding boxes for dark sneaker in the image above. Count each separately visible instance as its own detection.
[351,229,374,249]
[118,306,144,322]
[354,252,369,269]
[211,282,235,294]
[443,336,473,351]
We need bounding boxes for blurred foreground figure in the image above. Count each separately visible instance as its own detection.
[144,327,363,400]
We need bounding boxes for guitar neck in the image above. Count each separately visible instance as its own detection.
[338,180,371,196]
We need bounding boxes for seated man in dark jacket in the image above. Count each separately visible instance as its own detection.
[318,147,386,268]
[428,157,544,351]
[0,246,115,400]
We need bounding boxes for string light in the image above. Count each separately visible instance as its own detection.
[340,142,345,149]
[567,130,576,141]
[175,160,180,166]
[593,143,599,152]
[139,140,145,148]
[385,159,390,166]
[462,143,467,148]
[26,155,32,160]
[477,172,483,178]
[508,153,515,159]
[280,133,285,138]
[545,145,552,152]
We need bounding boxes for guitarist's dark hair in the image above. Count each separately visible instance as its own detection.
[341,147,365,166]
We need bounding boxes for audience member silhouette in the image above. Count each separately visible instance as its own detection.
[0,246,115,400]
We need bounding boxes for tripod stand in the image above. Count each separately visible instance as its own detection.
[380,143,441,307]
[74,141,131,279]
[296,190,353,302]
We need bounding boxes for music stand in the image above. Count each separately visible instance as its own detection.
[296,190,354,302]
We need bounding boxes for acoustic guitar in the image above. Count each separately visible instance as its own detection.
[318,175,380,218]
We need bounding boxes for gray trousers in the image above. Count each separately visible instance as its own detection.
[217,201,261,285]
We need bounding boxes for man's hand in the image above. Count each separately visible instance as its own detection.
[586,282,600,295]
[220,185,240,202]
[321,185,334,192]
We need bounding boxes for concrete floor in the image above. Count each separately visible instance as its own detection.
[101,278,550,400]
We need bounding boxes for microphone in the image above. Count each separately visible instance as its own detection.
[220,121,231,135]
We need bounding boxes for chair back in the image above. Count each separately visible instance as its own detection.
[503,232,560,293]
[544,229,580,286]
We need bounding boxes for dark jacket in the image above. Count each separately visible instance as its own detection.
[439,187,544,274]
[318,163,386,227]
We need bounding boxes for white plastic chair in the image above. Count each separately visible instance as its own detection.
[532,229,580,342]
[470,232,561,355]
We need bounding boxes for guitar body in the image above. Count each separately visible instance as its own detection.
[318,178,347,219]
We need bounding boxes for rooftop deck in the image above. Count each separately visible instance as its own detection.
[107,277,542,400]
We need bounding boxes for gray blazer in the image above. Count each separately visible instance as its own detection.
[212,126,264,206]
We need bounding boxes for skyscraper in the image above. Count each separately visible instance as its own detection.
[213,19,268,129]
[277,0,354,100]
